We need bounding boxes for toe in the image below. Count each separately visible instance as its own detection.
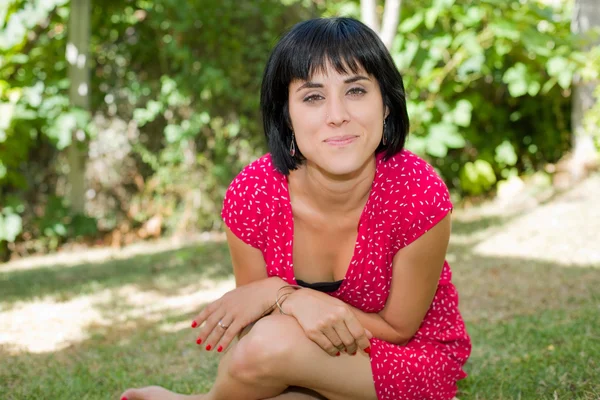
[119,388,140,400]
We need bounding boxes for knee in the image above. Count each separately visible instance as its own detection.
[228,314,300,384]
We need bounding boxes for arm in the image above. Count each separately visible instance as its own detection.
[282,213,451,346]
[225,226,286,311]
[191,227,288,349]
[372,213,451,344]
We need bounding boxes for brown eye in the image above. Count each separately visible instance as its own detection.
[347,87,366,96]
[303,94,323,103]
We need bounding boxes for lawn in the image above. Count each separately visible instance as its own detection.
[1,213,599,399]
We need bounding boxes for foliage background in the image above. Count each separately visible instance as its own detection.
[1,0,599,259]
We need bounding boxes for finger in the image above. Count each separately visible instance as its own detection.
[322,325,345,353]
[333,321,358,354]
[204,316,234,352]
[344,315,372,352]
[215,320,244,353]
[191,300,219,328]
[308,328,341,356]
[195,311,226,348]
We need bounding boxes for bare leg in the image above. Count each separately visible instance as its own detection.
[121,314,376,400]
[120,384,324,400]
[120,386,203,400]
[267,387,328,399]
[204,314,376,400]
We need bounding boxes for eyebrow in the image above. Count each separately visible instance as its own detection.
[295,75,370,92]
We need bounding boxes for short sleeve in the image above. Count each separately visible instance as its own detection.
[390,152,453,251]
[221,163,270,250]
[403,168,452,248]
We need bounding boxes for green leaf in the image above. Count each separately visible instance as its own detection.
[547,57,569,77]
[72,214,98,237]
[460,7,484,27]
[405,135,427,155]
[426,140,448,158]
[489,21,520,41]
[0,160,6,179]
[558,70,572,89]
[0,103,15,130]
[528,81,541,96]
[165,124,184,143]
[52,223,68,237]
[0,212,23,242]
[47,113,76,149]
[457,54,485,78]
[425,8,440,30]
[426,122,466,157]
[460,160,497,195]
[453,100,473,127]
[494,40,512,56]
[394,41,419,70]
[509,81,528,97]
[399,13,423,33]
[495,141,518,166]
[503,63,529,97]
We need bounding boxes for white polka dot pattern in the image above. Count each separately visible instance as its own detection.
[222,150,471,399]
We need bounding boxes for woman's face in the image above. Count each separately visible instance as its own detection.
[288,62,388,177]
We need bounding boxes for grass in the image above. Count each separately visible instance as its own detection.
[1,216,599,399]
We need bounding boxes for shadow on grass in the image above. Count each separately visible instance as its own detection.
[0,240,232,305]
[448,240,600,323]
[0,306,222,399]
[445,243,600,399]
[450,214,513,236]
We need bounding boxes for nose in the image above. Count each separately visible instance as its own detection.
[325,95,350,126]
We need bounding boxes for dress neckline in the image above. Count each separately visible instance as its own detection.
[282,154,384,295]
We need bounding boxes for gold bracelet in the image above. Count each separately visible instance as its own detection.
[275,284,302,316]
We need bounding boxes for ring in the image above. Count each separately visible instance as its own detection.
[218,320,229,330]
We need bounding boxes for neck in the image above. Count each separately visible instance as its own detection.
[290,156,376,215]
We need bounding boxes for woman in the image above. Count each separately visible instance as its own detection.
[121,17,471,400]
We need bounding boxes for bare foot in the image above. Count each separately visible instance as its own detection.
[120,386,205,400]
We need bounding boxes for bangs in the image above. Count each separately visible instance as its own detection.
[280,18,382,82]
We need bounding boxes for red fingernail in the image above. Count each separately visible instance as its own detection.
[121,397,128,400]
[352,352,357,356]
[191,321,198,328]
[206,344,212,351]
[196,338,202,345]
[336,352,340,356]
[364,346,371,354]
[217,345,223,352]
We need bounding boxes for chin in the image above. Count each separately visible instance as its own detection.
[319,157,367,177]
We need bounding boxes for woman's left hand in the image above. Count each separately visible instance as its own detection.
[191,278,279,353]
[283,288,372,356]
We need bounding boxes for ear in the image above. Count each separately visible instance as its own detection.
[384,107,390,120]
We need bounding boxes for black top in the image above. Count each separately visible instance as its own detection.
[296,278,344,293]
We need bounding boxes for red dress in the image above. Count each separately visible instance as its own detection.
[221,150,471,400]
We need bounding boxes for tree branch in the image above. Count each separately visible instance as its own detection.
[380,0,402,49]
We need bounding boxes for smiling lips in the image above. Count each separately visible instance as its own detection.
[324,135,358,146]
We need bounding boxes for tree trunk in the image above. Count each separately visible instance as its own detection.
[361,0,402,50]
[66,0,91,214]
[570,0,600,180]
[361,0,380,33]
[380,0,402,49]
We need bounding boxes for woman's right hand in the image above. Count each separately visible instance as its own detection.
[191,278,280,353]
[282,288,372,356]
